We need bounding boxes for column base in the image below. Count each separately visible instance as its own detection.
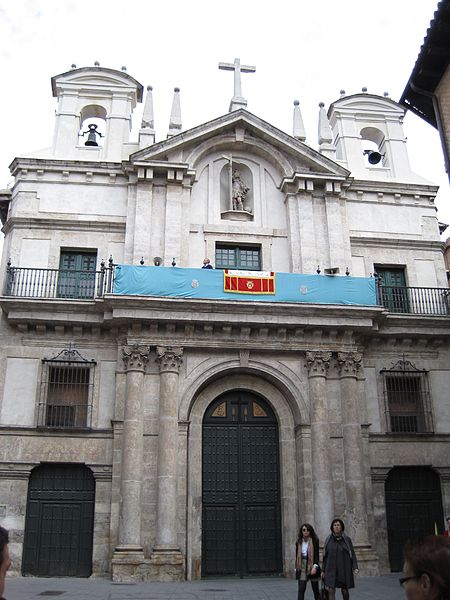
[148,547,185,582]
[111,547,147,583]
[354,544,379,576]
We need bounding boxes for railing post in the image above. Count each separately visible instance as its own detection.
[107,255,115,294]
[98,259,106,298]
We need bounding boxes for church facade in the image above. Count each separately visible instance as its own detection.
[0,64,449,582]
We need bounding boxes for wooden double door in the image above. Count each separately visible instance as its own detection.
[202,391,282,577]
[22,464,95,577]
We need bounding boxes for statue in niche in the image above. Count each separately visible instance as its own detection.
[231,169,250,211]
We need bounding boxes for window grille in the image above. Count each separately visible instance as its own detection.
[38,347,96,429]
[381,359,433,434]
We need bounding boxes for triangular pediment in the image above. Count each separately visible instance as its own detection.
[130,109,350,180]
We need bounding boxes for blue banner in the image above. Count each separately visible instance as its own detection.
[113,265,377,306]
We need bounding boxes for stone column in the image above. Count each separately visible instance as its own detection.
[150,346,184,581]
[306,350,334,541]
[112,344,150,581]
[337,351,369,545]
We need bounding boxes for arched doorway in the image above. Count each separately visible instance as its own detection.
[22,463,95,576]
[385,466,444,571]
[202,391,282,577]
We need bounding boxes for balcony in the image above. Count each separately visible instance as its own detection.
[2,263,450,315]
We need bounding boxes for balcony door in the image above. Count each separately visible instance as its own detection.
[58,251,97,299]
[376,267,409,313]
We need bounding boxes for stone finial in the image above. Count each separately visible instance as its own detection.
[141,85,154,129]
[318,102,336,159]
[94,61,100,66]
[293,100,306,142]
[383,91,389,97]
[340,89,346,97]
[121,65,127,72]
[167,87,182,138]
[71,63,77,69]
[362,86,368,93]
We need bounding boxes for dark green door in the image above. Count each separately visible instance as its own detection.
[376,267,409,313]
[58,251,97,299]
[22,464,95,577]
[385,467,444,571]
[202,392,282,577]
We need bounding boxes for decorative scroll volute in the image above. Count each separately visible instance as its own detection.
[305,351,332,376]
[337,351,362,377]
[122,344,150,371]
[156,346,183,373]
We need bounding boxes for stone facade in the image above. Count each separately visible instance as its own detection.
[0,65,449,582]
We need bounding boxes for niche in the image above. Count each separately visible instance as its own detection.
[220,162,254,221]
[360,126,389,168]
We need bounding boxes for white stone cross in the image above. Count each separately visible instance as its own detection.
[218,57,256,111]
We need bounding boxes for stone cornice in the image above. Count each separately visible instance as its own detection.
[348,178,438,197]
[2,216,125,236]
[350,235,443,251]
[9,156,124,177]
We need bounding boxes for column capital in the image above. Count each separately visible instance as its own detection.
[156,346,183,373]
[122,344,151,372]
[337,351,362,377]
[305,350,332,377]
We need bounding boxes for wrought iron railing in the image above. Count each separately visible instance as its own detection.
[4,257,115,299]
[376,284,450,316]
[2,262,450,316]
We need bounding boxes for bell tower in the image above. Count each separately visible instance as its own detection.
[328,92,421,182]
[50,65,143,161]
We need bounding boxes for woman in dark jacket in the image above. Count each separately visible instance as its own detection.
[295,523,320,600]
[322,519,358,600]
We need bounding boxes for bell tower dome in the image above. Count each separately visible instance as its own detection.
[328,92,423,183]
[50,65,143,161]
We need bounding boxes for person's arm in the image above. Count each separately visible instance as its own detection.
[0,543,11,597]
[346,535,358,571]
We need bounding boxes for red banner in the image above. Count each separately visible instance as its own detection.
[224,270,275,294]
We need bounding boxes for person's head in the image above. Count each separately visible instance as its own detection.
[298,523,317,542]
[330,518,345,534]
[203,258,210,266]
[401,535,450,600]
[0,525,9,562]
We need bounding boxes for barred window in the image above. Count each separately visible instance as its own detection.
[381,359,433,434]
[38,348,96,429]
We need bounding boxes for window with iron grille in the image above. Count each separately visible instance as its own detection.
[381,359,433,434]
[38,348,96,429]
[215,244,261,270]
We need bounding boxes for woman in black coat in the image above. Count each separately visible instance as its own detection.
[322,519,358,600]
[295,523,320,600]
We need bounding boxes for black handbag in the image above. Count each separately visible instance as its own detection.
[320,579,328,600]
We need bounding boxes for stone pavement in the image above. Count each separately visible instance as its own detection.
[4,573,402,600]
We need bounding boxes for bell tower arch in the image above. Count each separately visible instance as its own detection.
[50,65,143,161]
[328,92,419,182]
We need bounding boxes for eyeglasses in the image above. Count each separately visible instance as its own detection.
[399,575,422,587]
[302,528,310,532]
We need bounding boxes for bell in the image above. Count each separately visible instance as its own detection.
[83,124,101,147]
[363,149,383,165]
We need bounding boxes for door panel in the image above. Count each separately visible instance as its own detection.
[23,464,95,577]
[202,392,282,577]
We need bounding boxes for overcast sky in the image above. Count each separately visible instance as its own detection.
[1,0,448,237]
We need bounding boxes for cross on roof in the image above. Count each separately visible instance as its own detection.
[218,57,256,112]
